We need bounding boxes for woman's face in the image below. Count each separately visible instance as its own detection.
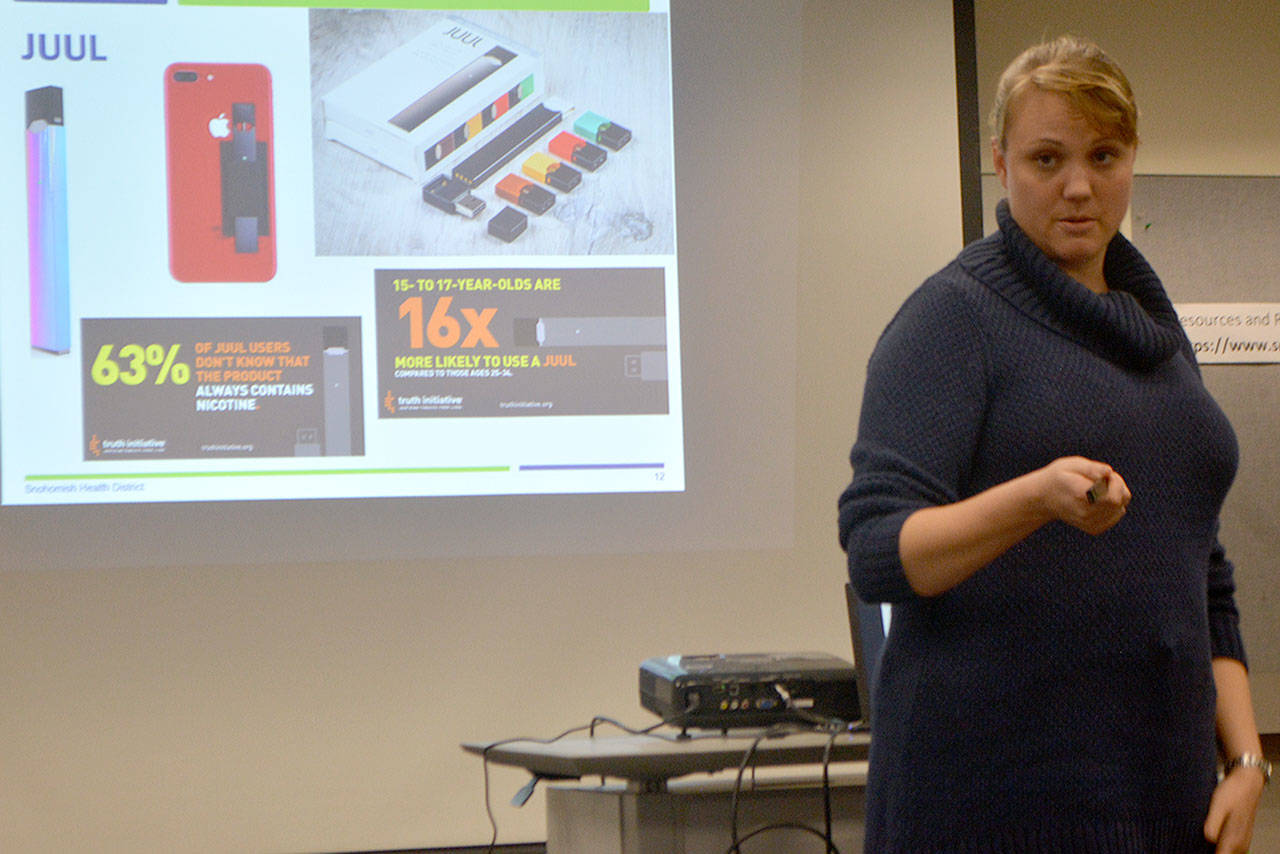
[992,86,1136,293]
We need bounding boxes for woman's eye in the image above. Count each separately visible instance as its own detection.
[1034,153,1057,167]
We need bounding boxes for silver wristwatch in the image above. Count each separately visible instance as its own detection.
[1224,753,1272,785]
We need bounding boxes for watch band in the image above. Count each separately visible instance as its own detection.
[1225,753,1272,785]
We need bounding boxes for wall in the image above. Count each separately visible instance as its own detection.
[975,0,1280,177]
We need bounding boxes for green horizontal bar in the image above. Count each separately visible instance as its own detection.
[180,0,648,9]
[27,466,510,481]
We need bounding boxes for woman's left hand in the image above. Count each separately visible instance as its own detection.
[1203,765,1266,853]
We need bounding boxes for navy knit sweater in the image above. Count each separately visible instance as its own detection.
[837,201,1246,852]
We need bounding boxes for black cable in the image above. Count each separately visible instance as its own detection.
[480,743,501,854]
[480,721,597,854]
[727,727,768,850]
[589,714,668,738]
[476,705,710,852]
[821,727,839,854]
[723,714,852,853]
[724,822,841,854]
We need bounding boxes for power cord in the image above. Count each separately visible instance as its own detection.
[478,709,711,853]
[480,722,595,854]
[722,719,852,854]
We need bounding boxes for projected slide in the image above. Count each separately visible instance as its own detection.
[1,3,680,505]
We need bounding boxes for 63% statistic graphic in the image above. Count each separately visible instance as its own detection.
[91,343,192,386]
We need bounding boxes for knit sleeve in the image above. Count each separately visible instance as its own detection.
[838,277,988,603]
[1206,528,1248,666]
[1178,333,1248,665]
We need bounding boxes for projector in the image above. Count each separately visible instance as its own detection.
[639,652,859,730]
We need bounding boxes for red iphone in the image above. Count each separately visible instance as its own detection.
[164,63,275,282]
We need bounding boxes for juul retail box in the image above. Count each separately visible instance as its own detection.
[323,17,543,180]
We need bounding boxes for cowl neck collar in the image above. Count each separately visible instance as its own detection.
[959,200,1186,371]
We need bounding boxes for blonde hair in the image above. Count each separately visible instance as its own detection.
[990,35,1138,150]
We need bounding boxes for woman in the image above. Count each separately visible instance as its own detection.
[837,35,1268,852]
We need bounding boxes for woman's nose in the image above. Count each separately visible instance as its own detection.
[1061,163,1093,200]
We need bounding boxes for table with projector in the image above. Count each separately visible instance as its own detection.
[464,652,870,854]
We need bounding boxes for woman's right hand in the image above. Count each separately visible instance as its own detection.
[899,455,1131,597]
[1033,455,1131,536]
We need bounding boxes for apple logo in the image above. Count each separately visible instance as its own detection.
[208,113,231,139]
